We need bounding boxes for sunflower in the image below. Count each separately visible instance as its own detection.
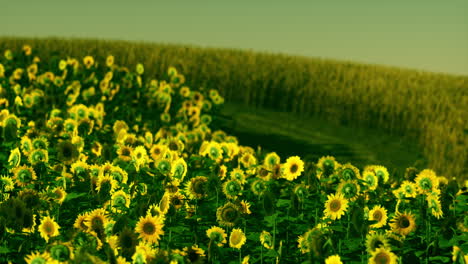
[251,179,267,196]
[415,169,439,194]
[239,152,257,170]
[371,165,389,184]
[339,163,360,180]
[398,181,417,198]
[323,193,349,220]
[135,241,156,260]
[223,180,243,199]
[28,149,48,165]
[206,226,227,247]
[86,208,109,237]
[24,251,52,264]
[155,159,172,175]
[135,215,165,244]
[111,190,131,209]
[170,192,186,210]
[229,228,246,249]
[117,145,133,162]
[202,141,223,162]
[325,255,343,264]
[132,145,150,171]
[369,247,398,264]
[366,232,391,254]
[185,176,208,200]
[282,156,304,181]
[426,194,443,219]
[74,213,89,231]
[95,174,118,194]
[216,202,241,227]
[13,165,37,187]
[337,180,360,201]
[0,175,15,192]
[230,168,246,184]
[390,211,416,236]
[51,187,67,204]
[106,55,115,67]
[263,152,280,170]
[119,228,138,258]
[110,166,128,184]
[260,231,274,249]
[83,56,95,69]
[368,205,388,228]
[38,216,60,242]
[317,156,339,178]
[218,165,228,180]
[362,170,379,191]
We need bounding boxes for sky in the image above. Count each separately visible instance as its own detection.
[1,0,467,76]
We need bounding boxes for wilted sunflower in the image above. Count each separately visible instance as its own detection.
[260,231,274,249]
[185,176,209,200]
[390,211,416,236]
[415,169,439,194]
[24,251,52,264]
[12,165,37,187]
[216,202,241,227]
[229,228,246,249]
[206,226,227,247]
[38,216,60,242]
[323,193,349,220]
[282,156,304,181]
[337,180,360,201]
[325,255,343,264]
[223,179,243,199]
[366,232,391,254]
[135,215,165,244]
[368,205,388,229]
[369,247,398,264]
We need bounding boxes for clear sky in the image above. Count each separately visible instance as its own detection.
[1,0,467,75]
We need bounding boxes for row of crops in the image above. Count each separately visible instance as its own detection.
[0,44,467,263]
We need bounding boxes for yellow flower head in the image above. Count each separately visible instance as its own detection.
[323,193,349,220]
[206,226,227,247]
[390,211,416,236]
[229,228,246,249]
[369,247,398,264]
[282,156,304,181]
[135,215,165,244]
[39,216,60,242]
[368,205,388,229]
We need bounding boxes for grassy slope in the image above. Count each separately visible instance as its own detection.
[0,37,466,179]
[217,103,426,177]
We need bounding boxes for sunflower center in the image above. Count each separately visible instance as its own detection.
[230,233,242,245]
[398,217,410,228]
[374,252,390,264]
[373,211,383,221]
[290,164,298,173]
[44,222,54,234]
[223,208,239,222]
[329,200,341,212]
[143,222,156,235]
[122,148,130,156]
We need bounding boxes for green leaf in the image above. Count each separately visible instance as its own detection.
[64,192,87,202]
[0,246,11,254]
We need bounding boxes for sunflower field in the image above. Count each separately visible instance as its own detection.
[0,45,467,264]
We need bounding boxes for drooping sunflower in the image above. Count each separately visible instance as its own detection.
[323,193,349,220]
[74,213,89,231]
[56,140,79,165]
[317,156,339,179]
[8,147,21,167]
[371,165,389,184]
[369,247,398,264]
[28,149,48,165]
[260,231,274,249]
[171,157,188,181]
[51,187,67,204]
[366,232,391,254]
[222,179,243,199]
[117,145,134,162]
[251,179,267,196]
[24,251,52,264]
[325,255,343,264]
[110,166,128,184]
[111,190,131,209]
[86,208,109,237]
[368,205,388,229]
[337,180,361,201]
[38,216,60,242]
[185,176,208,200]
[229,228,247,249]
[390,211,416,236]
[216,202,241,227]
[135,215,165,244]
[95,174,119,194]
[282,156,304,181]
[206,226,227,247]
[0,175,15,193]
[415,169,439,194]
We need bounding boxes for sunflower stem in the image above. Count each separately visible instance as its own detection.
[239,248,242,264]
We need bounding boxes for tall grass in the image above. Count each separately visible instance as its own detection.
[1,37,466,180]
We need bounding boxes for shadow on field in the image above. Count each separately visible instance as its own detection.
[215,103,427,178]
